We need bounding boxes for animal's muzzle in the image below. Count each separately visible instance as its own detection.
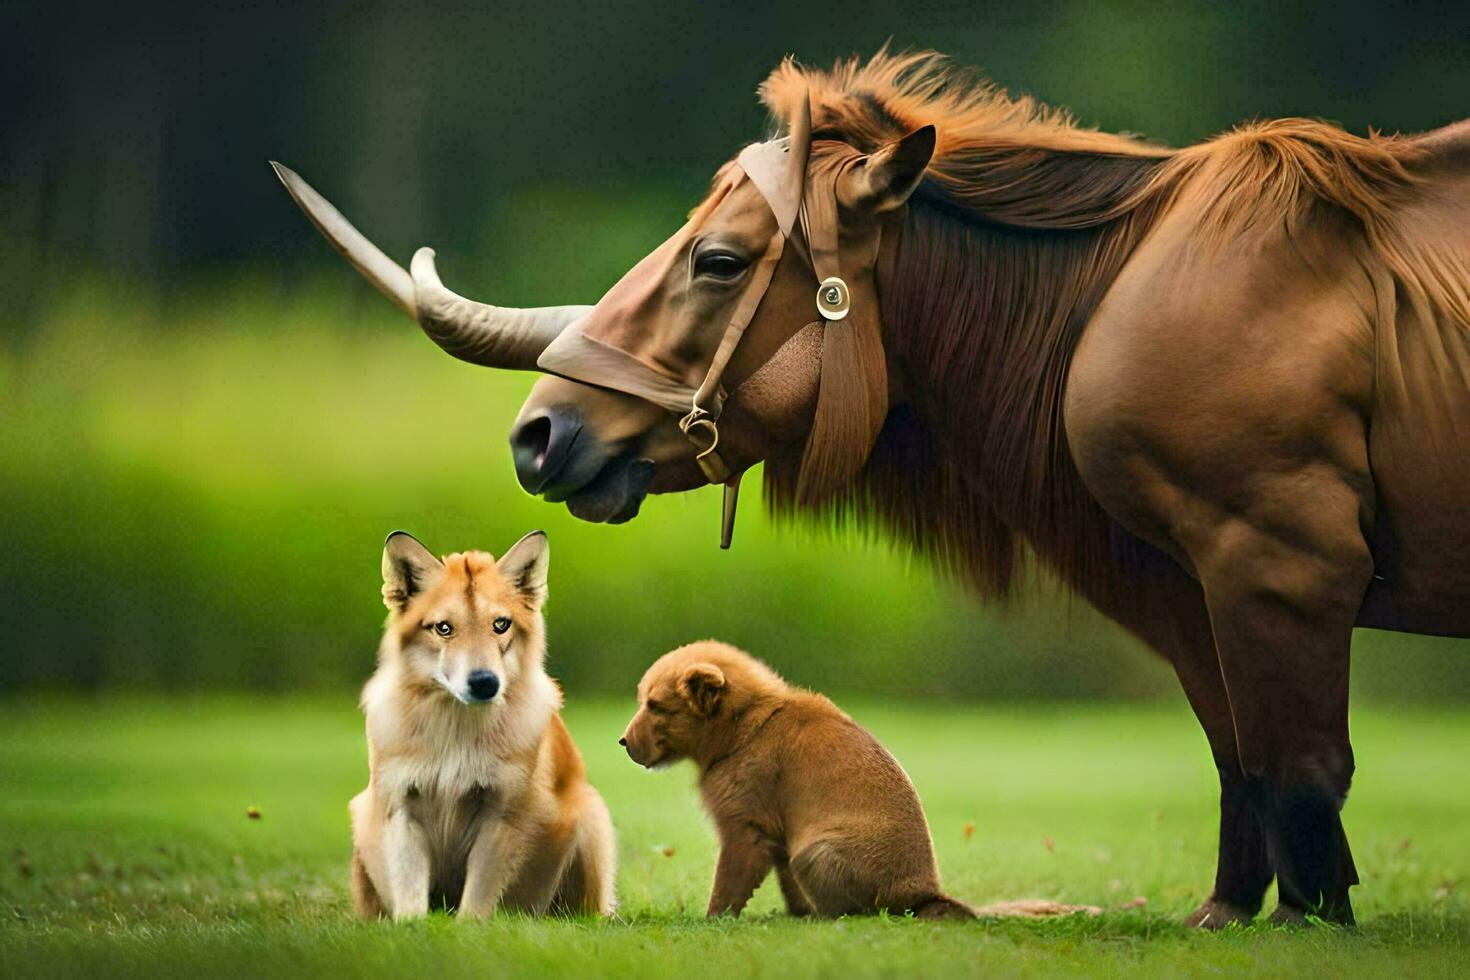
[465,670,500,703]
[511,405,584,495]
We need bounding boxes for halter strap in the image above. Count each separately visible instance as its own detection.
[678,162,853,546]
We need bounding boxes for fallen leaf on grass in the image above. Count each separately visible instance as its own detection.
[1043,838,1055,853]
[963,822,975,842]
[1116,896,1148,910]
[246,806,262,820]
[652,845,675,858]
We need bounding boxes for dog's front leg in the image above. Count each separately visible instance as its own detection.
[459,817,533,919]
[708,826,773,917]
[383,806,431,919]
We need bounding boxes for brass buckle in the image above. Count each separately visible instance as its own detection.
[816,275,850,320]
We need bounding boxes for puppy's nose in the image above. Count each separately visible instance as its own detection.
[466,670,500,702]
[618,737,627,746]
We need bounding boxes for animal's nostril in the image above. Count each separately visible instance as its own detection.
[466,670,500,702]
[514,415,552,470]
[510,407,583,495]
[618,737,627,746]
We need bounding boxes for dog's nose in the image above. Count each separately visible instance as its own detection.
[466,670,500,702]
[510,406,583,495]
[618,737,627,746]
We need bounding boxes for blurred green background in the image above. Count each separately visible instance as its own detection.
[3,0,1468,701]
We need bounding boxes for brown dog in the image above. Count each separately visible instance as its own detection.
[620,640,972,919]
[350,530,616,920]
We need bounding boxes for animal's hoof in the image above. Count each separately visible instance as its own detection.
[1269,902,1355,928]
[1184,896,1256,929]
[1268,904,1310,927]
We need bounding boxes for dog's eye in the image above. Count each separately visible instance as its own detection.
[694,250,748,280]
[492,616,512,634]
[432,621,453,637]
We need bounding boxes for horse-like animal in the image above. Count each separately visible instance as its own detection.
[274,50,1470,925]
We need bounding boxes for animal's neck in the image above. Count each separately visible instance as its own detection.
[694,696,784,771]
[865,191,1165,596]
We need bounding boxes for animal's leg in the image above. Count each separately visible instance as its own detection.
[500,830,576,916]
[1153,582,1273,927]
[350,847,386,920]
[459,818,535,919]
[382,808,432,919]
[1087,562,1273,927]
[775,860,813,917]
[787,840,868,917]
[555,791,618,916]
[708,825,774,916]
[1196,502,1369,925]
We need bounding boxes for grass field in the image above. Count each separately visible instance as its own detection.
[1,697,1467,977]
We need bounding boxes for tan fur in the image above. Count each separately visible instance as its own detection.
[351,533,615,919]
[621,640,971,919]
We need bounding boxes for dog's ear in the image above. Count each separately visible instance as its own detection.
[677,662,726,716]
[497,530,549,610]
[381,531,443,612]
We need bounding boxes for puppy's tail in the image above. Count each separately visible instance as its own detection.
[912,894,977,921]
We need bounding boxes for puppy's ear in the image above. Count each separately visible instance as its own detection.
[381,531,443,612]
[678,663,726,717]
[497,530,549,610]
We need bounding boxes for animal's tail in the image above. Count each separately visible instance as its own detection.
[912,894,977,920]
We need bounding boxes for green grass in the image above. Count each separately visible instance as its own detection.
[2,698,1467,977]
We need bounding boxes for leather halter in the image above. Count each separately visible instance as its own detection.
[534,106,855,550]
[676,156,852,548]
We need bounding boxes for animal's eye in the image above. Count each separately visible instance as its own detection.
[645,700,667,715]
[432,621,453,637]
[694,250,749,280]
[493,616,512,634]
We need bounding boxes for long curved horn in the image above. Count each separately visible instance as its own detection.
[269,161,590,370]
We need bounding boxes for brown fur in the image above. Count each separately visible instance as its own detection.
[757,48,1463,605]
[350,532,616,919]
[621,640,972,919]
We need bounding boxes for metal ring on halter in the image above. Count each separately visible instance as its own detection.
[678,410,731,483]
[683,416,720,463]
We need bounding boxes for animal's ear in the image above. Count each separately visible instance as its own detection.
[497,530,549,609]
[381,531,443,612]
[836,124,936,214]
[677,663,726,717]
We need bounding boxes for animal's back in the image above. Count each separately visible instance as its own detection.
[774,692,933,850]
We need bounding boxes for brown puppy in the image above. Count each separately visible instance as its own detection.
[621,640,972,919]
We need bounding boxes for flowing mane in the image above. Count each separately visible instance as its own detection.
[761,49,1173,231]
[757,49,1452,602]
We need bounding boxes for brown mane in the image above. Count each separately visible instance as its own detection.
[757,49,1453,601]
